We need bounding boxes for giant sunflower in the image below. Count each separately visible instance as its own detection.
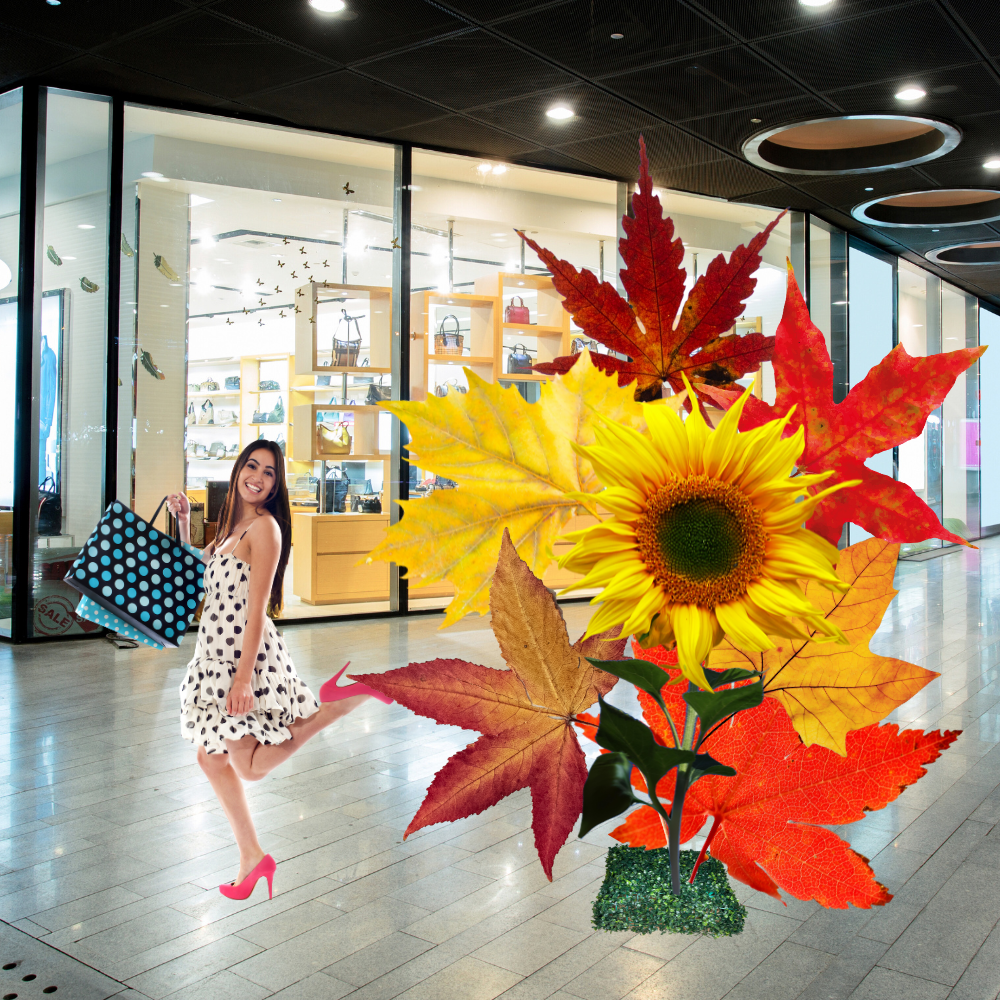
[561,386,857,690]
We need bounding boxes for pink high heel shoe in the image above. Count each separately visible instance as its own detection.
[319,662,393,705]
[220,854,275,900]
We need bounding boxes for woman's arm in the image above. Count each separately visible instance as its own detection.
[166,492,191,546]
[226,516,281,717]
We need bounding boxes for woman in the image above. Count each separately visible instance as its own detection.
[167,440,389,901]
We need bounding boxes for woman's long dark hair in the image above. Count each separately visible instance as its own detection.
[215,440,291,617]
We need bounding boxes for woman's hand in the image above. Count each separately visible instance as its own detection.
[226,677,255,717]
[166,492,191,520]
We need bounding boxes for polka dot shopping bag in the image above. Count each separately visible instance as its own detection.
[63,498,206,649]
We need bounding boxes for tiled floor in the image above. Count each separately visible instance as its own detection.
[2,540,1000,1000]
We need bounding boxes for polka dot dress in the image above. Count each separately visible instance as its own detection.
[179,538,319,755]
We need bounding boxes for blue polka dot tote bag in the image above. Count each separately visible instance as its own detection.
[63,498,206,649]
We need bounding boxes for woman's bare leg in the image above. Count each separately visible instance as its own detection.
[225,694,369,782]
[197,746,265,884]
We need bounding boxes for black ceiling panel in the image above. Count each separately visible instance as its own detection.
[606,47,806,124]
[690,0,896,42]
[361,29,575,111]
[0,3,189,53]
[755,4,978,93]
[942,0,1000,58]
[469,83,661,149]
[246,70,447,135]
[97,12,332,102]
[387,114,545,159]
[0,26,77,91]
[681,94,831,155]
[497,1,729,79]
[208,0,464,66]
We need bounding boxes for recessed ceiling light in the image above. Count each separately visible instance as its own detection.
[895,87,926,101]
[477,163,492,174]
[546,106,574,120]
[78,224,95,230]
[273,198,282,202]
[865,187,874,191]
[610,32,623,39]
[750,118,761,123]
[985,159,1000,169]
[62,255,76,260]
[492,164,507,175]
[309,0,346,11]
[46,0,60,5]
[799,0,834,5]
[932,229,940,232]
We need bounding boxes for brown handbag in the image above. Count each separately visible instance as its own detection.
[332,309,362,367]
[434,314,464,356]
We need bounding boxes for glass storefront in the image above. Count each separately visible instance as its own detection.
[0,89,21,637]
[0,82,996,639]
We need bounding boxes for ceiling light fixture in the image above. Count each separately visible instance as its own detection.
[865,186,874,191]
[610,32,624,39]
[492,164,507,175]
[799,0,834,5]
[895,87,926,101]
[309,0,346,11]
[985,159,1000,169]
[546,105,574,120]
[477,163,492,174]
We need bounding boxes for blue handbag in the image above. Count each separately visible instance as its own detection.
[64,498,206,648]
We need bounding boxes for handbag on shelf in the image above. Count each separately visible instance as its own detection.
[258,379,280,391]
[316,374,331,387]
[354,496,382,514]
[275,435,286,456]
[317,420,352,455]
[199,379,219,392]
[434,315,464,356]
[434,379,467,397]
[198,399,214,425]
[353,357,374,384]
[504,296,530,325]
[37,475,62,536]
[571,337,593,355]
[224,375,240,391]
[208,441,227,459]
[317,469,349,512]
[64,497,206,649]
[506,343,534,375]
[187,400,196,422]
[188,383,200,393]
[214,408,238,426]
[365,377,391,406]
[268,397,285,424]
[333,309,363,367]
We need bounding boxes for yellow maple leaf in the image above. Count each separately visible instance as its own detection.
[709,537,937,755]
[368,351,674,626]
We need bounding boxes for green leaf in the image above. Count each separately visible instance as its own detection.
[587,659,672,699]
[595,696,694,789]
[691,752,737,781]
[684,680,765,740]
[579,752,640,838]
[702,667,760,688]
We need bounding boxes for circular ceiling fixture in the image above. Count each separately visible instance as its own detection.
[742,115,960,175]
[925,241,1000,265]
[853,189,1000,227]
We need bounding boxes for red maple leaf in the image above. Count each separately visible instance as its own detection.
[352,530,625,879]
[586,647,959,908]
[702,266,985,547]
[524,137,780,400]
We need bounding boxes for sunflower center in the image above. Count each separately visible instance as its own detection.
[635,475,767,607]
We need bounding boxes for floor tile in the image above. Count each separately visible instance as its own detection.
[848,966,950,1000]
[395,954,522,1000]
[471,915,589,976]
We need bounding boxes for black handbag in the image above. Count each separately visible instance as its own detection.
[506,343,533,375]
[365,378,391,405]
[333,309,363,367]
[37,475,62,536]
[317,470,349,513]
[356,496,382,514]
[64,497,206,648]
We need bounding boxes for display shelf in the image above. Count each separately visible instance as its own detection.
[188,390,241,399]
[295,282,392,375]
[501,323,564,335]
[292,403,390,462]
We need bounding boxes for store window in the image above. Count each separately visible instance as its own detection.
[982,307,1000,533]
[118,107,399,619]
[30,91,112,639]
[847,243,894,544]
[808,220,848,403]
[0,89,21,637]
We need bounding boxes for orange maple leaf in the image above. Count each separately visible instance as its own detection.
[702,265,985,547]
[589,651,958,908]
[352,530,625,879]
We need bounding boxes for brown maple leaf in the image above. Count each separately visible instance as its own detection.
[352,529,625,879]
[525,137,780,400]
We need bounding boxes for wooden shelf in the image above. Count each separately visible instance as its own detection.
[502,323,563,335]
[498,372,548,383]
[295,282,392,375]
[188,390,240,398]
[428,354,494,364]
[292,402,390,462]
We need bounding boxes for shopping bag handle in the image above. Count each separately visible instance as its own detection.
[148,496,179,538]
